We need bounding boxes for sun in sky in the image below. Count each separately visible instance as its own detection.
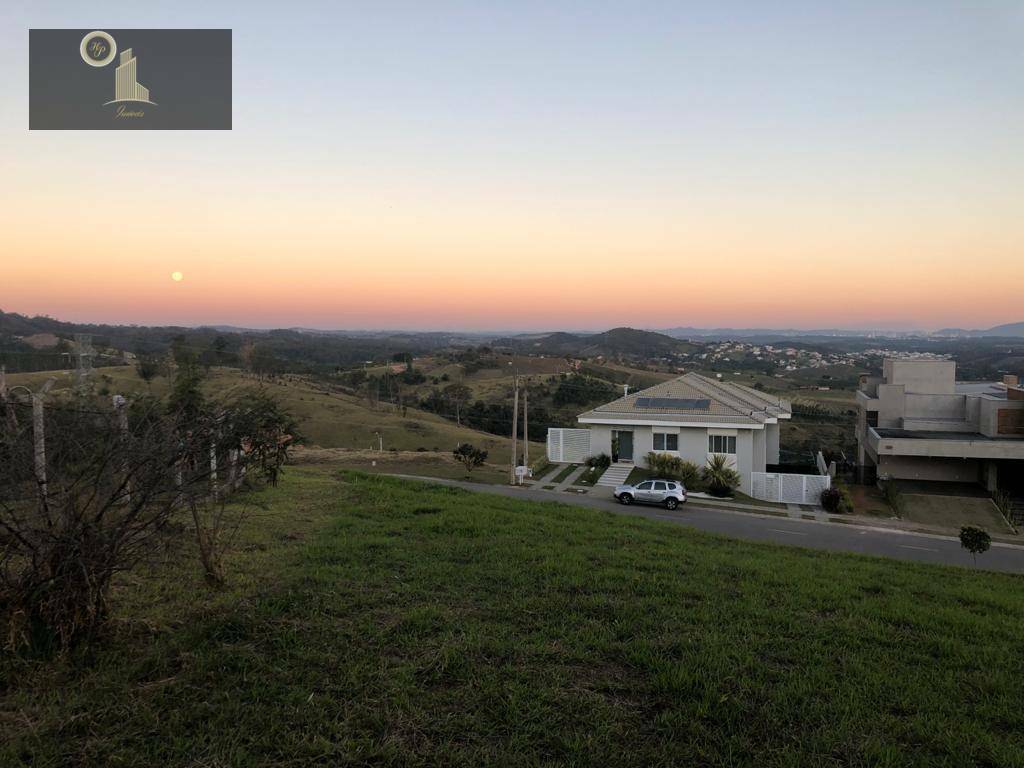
[171,271,183,282]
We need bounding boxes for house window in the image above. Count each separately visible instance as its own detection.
[653,433,678,451]
[866,411,878,428]
[708,434,736,454]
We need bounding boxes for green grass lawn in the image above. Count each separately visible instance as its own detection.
[549,463,578,484]
[3,468,1023,766]
[574,464,606,486]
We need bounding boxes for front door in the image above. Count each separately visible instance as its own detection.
[617,430,634,462]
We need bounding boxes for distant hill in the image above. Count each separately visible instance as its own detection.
[0,310,472,374]
[493,327,701,359]
[934,322,1024,338]
[658,326,929,340]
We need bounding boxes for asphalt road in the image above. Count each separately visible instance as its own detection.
[391,475,1024,574]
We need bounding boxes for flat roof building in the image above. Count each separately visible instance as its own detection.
[856,359,1024,497]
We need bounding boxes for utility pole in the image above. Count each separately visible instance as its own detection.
[510,374,519,484]
[522,381,529,470]
[74,333,94,394]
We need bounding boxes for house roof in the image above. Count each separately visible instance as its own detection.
[577,373,791,427]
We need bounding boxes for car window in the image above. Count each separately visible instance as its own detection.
[637,481,653,490]
[653,482,666,491]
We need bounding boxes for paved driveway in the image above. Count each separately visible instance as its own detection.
[390,475,1024,574]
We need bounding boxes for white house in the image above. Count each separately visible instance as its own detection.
[548,373,792,495]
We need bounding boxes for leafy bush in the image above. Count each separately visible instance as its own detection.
[586,453,611,470]
[820,484,853,514]
[453,443,488,474]
[646,452,701,488]
[820,487,841,512]
[702,454,741,497]
[959,525,991,565]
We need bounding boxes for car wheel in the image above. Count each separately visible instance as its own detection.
[665,498,678,510]
[619,494,633,505]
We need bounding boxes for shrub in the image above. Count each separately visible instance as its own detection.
[645,452,701,488]
[881,480,904,516]
[453,443,488,474]
[586,453,611,470]
[820,487,842,512]
[702,454,741,497]
[820,483,853,514]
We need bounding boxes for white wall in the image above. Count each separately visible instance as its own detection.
[766,422,780,464]
[678,427,707,467]
[632,426,654,463]
[752,429,767,474]
[588,425,613,458]
[733,431,755,495]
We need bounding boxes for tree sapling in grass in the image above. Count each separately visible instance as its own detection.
[959,525,991,566]
[453,443,488,476]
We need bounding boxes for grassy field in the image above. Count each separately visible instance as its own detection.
[5,366,543,473]
[3,468,1022,766]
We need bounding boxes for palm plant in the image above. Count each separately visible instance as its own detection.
[703,454,741,497]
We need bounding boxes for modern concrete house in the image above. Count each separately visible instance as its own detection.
[856,359,1024,494]
[568,373,792,494]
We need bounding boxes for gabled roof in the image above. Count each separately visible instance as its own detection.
[578,373,791,427]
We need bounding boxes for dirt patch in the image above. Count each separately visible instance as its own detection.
[900,494,1014,534]
[847,484,896,518]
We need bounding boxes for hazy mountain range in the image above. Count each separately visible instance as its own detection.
[931,322,1024,338]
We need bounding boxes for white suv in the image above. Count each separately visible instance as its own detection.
[613,479,687,510]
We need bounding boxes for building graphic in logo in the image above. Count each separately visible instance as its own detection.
[78,31,156,106]
[108,48,155,105]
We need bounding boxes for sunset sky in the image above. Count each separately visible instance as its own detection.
[2,1,1022,331]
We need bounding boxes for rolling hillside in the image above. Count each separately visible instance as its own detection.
[4,366,539,473]
[494,327,702,359]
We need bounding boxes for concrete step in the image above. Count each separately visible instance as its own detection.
[597,464,634,487]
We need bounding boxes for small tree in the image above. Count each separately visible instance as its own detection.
[959,525,991,566]
[453,443,488,475]
[167,361,206,420]
[135,355,161,386]
[443,383,472,426]
[179,388,299,586]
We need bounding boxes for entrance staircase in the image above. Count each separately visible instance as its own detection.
[597,463,634,487]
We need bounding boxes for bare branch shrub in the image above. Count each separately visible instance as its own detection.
[0,399,202,653]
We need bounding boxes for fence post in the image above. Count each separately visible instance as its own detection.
[29,379,56,511]
[113,395,130,504]
[209,441,218,499]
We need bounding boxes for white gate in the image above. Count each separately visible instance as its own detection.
[750,471,830,505]
[547,428,591,463]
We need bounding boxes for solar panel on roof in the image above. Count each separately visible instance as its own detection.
[634,397,711,410]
